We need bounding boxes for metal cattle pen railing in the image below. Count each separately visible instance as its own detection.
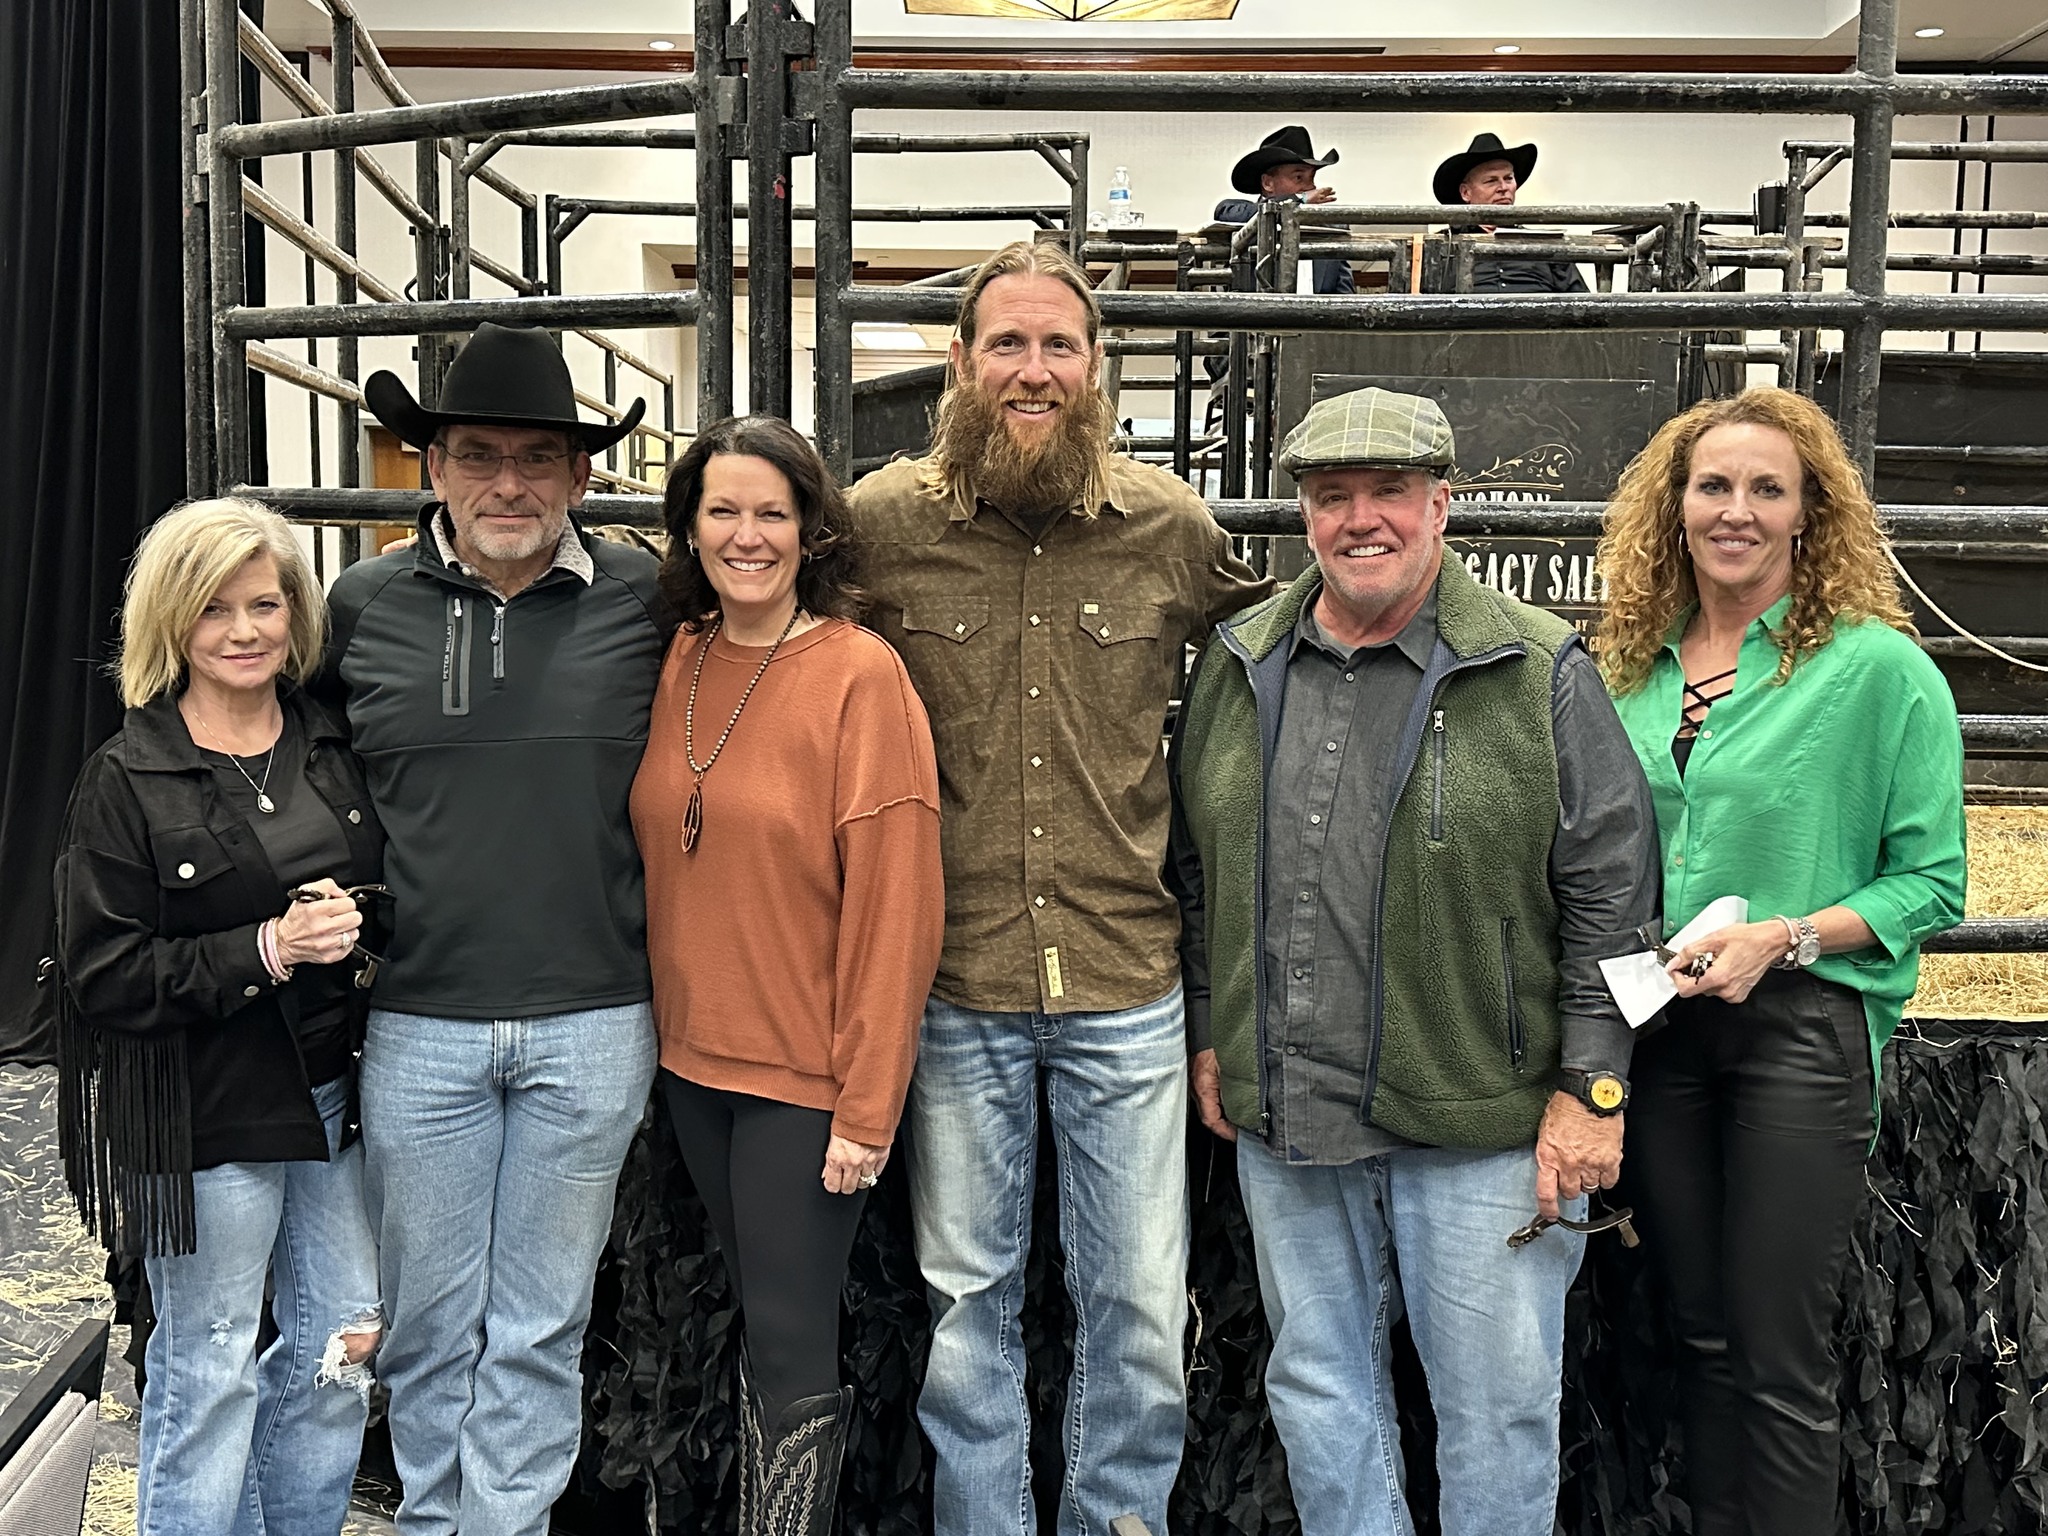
[807,0,2048,484]
[186,0,698,522]
[186,0,2047,957]
[539,128,1089,297]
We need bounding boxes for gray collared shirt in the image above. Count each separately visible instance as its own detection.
[432,509,594,601]
[1261,585,1436,1165]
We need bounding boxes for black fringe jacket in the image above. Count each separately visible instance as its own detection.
[46,687,384,1256]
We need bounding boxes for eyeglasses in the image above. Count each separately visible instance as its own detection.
[287,883,394,989]
[1507,1201,1639,1251]
[439,449,573,481]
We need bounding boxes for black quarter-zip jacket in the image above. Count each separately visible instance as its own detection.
[315,507,668,1020]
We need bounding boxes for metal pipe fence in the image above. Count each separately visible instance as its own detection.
[185,0,2048,923]
[194,0,1119,505]
[808,0,2048,481]
[194,0,2048,499]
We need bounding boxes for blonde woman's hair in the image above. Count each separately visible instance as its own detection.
[1594,387,1914,696]
[917,239,1116,518]
[117,497,327,707]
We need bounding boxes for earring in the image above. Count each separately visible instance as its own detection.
[1677,529,1689,555]
[1792,532,1804,561]
[687,537,699,553]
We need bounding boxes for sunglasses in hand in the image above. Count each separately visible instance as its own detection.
[286,883,393,988]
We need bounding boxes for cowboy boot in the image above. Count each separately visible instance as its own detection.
[739,1353,853,1536]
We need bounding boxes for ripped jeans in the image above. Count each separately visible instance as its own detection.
[139,1074,382,1536]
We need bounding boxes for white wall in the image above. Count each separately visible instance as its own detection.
[249,60,2047,487]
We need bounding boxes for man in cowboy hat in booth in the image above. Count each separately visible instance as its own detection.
[1206,125,1353,428]
[317,322,667,1536]
[1215,124,1354,295]
[1434,131,1590,294]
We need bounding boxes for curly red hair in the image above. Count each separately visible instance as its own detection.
[1594,387,1914,695]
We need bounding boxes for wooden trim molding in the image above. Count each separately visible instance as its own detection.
[333,46,1856,75]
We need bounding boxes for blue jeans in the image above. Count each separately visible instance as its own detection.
[1235,1138,1586,1536]
[138,1074,381,1536]
[907,986,1189,1536]
[360,1004,656,1536]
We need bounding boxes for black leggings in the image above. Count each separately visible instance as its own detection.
[660,1071,868,1423]
[1624,970,1875,1536]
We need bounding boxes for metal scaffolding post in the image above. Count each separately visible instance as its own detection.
[744,0,805,420]
[1065,136,1089,261]
[448,136,472,302]
[1171,244,1196,483]
[330,10,361,494]
[179,0,214,495]
[413,136,446,429]
[814,0,855,472]
[696,0,735,427]
[1839,0,1897,480]
[1777,145,1810,391]
[204,0,251,491]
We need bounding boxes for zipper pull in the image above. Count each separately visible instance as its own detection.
[1433,709,1445,734]
[453,596,463,619]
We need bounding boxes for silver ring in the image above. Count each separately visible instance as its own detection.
[858,1172,878,1188]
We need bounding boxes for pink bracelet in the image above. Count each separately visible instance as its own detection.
[258,918,293,984]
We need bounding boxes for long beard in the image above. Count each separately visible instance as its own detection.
[930,375,1113,518]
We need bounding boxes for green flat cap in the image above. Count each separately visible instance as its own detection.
[1278,387,1456,478]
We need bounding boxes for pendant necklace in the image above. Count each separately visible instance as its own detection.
[191,708,280,814]
[682,607,802,853]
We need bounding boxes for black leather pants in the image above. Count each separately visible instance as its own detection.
[1624,970,1875,1536]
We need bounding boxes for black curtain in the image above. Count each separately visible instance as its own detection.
[0,0,188,1062]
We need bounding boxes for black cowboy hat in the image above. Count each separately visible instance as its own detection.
[1433,132,1539,207]
[1231,125,1341,196]
[363,322,645,453]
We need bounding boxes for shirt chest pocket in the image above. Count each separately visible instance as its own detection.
[897,598,992,724]
[1070,600,1168,724]
[149,827,247,934]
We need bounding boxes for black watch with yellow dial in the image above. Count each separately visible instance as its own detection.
[1557,1068,1630,1117]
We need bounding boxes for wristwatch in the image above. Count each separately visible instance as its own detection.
[1771,915,1822,970]
[1557,1068,1630,1117]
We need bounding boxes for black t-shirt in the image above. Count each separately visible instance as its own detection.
[200,711,355,1084]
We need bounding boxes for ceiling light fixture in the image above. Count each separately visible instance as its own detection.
[1493,43,1521,54]
[904,0,1237,19]
[1914,26,1944,38]
[648,38,678,50]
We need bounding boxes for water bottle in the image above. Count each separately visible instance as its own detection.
[1108,166,1135,229]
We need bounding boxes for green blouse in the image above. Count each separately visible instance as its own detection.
[1609,595,1968,1065]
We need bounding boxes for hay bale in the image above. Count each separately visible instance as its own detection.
[1910,805,2048,1020]
[80,1456,135,1536]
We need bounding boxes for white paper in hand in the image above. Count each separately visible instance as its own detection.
[1599,895,1751,1029]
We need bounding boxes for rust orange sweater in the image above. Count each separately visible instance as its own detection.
[630,618,943,1144]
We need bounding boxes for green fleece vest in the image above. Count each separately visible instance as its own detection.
[1177,556,1576,1151]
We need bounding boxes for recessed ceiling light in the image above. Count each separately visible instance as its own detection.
[648,38,678,50]
[1493,43,1521,54]
[1914,26,1944,38]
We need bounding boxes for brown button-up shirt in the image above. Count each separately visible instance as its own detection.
[849,453,1273,1014]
